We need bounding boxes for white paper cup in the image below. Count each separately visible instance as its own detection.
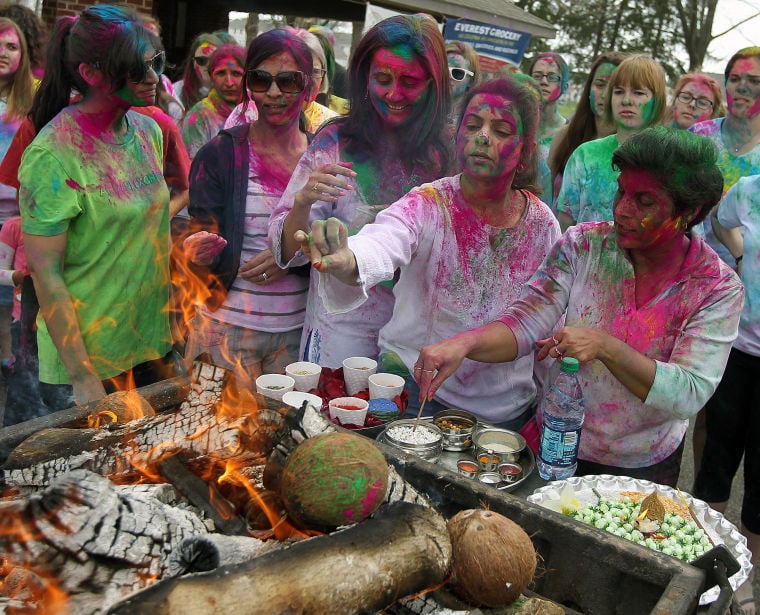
[342,357,377,395]
[328,396,369,426]
[282,391,324,410]
[368,372,405,400]
[285,361,322,392]
[255,374,295,401]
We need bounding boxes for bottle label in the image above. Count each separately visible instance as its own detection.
[539,424,581,467]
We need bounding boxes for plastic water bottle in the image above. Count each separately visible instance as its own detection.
[537,356,585,480]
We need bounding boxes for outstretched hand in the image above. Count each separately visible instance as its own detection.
[294,162,356,209]
[295,218,359,285]
[413,332,479,403]
[182,231,227,267]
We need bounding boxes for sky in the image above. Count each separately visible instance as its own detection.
[703,0,760,71]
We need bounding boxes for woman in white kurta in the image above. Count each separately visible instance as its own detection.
[296,77,561,428]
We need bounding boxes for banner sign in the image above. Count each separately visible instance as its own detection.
[443,18,531,69]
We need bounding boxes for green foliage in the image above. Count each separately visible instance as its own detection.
[516,0,719,83]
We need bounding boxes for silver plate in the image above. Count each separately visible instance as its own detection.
[527,474,753,605]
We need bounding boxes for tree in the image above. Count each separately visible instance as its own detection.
[516,0,760,80]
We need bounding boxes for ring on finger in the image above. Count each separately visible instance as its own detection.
[261,272,268,281]
[421,368,435,373]
[552,336,560,346]
[312,182,320,192]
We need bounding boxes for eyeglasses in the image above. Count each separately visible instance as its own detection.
[247,69,307,93]
[128,50,165,81]
[531,72,561,83]
[193,56,210,68]
[676,91,714,110]
[313,68,326,80]
[449,66,474,82]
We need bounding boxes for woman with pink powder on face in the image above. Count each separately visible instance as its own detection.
[664,73,725,130]
[269,15,454,370]
[18,6,173,409]
[295,77,560,429]
[412,127,742,487]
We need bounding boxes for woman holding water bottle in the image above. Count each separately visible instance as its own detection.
[414,127,743,487]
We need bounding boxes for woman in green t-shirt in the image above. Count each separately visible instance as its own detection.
[19,5,173,409]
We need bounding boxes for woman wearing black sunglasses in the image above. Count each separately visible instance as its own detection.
[181,29,315,390]
[18,5,174,409]
[269,14,453,369]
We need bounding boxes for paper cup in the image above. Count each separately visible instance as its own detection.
[285,361,322,392]
[368,372,405,400]
[255,374,295,401]
[328,396,369,426]
[282,391,324,410]
[342,357,377,395]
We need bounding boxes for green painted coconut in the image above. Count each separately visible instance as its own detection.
[280,432,389,530]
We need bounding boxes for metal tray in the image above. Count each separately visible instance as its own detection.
[437,445,535,492]
[527,474,753,605]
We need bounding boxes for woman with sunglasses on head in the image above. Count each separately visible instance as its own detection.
[445,41,478,127]
[173,31,221,118]
[180,43,245,160]
[664,73,725,130]
[269,15,453,369]
[288,28,338,133]
[556,54,667,231]
[180,29,314,391]
[548,51,627,211]
[18,5,174,409]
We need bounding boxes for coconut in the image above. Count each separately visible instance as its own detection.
[447,509,537,606]
[279,432,389,530]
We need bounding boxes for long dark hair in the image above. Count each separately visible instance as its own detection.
[31,5,159,132]
[550,50,627,179]
[338,15,452,176]
[178,31,221,110]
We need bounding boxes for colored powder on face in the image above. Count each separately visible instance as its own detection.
[640,97,655,126]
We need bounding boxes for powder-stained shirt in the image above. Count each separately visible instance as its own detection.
[318,175,561,424]
[499,222,743,468]
[0,101,23,225]
[180,88,233,160]
[718,175,760,356]
[556,134,620,224]
[205,140,308,332]
[690,117,760,265]
[19,106,172,384]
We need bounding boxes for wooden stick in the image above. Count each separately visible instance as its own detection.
[411,397,427,432]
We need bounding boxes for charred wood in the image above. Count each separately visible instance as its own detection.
[107,501,452,615]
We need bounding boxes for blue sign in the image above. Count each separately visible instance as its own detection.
[443,18,531,67]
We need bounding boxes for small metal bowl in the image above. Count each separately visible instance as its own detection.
[456,458,479,479]
[378,419,443,462]
[497,462,523,484]
[477,471,503,486]
[473,428,526,466]
[432,409,477,451]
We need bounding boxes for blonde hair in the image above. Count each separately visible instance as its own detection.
[0,17,33,121]
[603,54,667,127]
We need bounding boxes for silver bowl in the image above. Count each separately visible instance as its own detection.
[432,408,477,451]
[378,419,443,462]
[473,428,526,468]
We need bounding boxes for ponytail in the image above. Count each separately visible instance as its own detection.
[30,15,77,132]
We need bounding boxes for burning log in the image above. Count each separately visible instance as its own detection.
[2,362,286,490]
[107,501,452,615]
[0,469,212,614]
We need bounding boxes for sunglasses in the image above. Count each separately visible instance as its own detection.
[128,50,165,82]
[449,66,474,82]
[247,69,306,93]
[193,55,210,67]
